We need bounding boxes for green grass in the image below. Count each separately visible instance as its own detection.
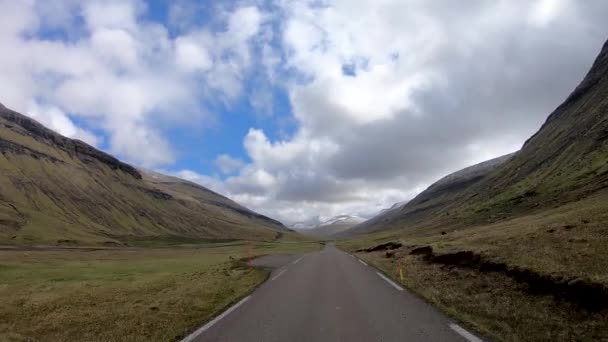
[337,191,608,341]
[0,241,321,342]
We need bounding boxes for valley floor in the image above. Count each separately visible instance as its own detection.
[0,241,321,342]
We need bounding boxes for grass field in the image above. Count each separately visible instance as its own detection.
[0,241,321,342]
[338,191,608,341]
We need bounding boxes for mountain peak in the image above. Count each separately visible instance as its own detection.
[319,214,365,227]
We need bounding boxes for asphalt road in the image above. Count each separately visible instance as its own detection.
[185,244,483,342]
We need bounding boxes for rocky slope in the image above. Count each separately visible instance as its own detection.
[0,104,289,245]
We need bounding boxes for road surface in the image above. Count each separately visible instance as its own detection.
[184,244,484,342]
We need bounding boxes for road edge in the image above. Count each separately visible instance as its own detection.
[340,247,490,342]
[177,260,273,341]
[177,251,311,342]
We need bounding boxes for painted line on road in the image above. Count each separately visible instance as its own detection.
[292,257,303,265]
[272,269,287,281]
[358,259,368,266]
[449,323,483,342]
[376,272,403,291]
[181,296,251,342]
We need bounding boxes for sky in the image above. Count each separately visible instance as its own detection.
[1,0,608,226]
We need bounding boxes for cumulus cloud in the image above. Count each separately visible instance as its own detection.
[172,169,227,195]
[215,154,245,174]
[27,101,100,146]
[0,0,266,167]
[206,0,608,225]
[3,0,608,226]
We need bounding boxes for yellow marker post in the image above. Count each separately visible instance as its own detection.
[399,268,404,283]
[247,240,253,269]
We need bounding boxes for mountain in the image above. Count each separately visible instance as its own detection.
[294,214,365,238]
[346,154,513,235]
[346,38,608,236]
[378,201,408,215]
[0,104,290,245]
[319,214,366,227]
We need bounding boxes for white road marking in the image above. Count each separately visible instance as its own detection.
[292,257,303,265]
[358,259,368,266]
[449,323,484,342]
[180,296,251,342]
[272,269,287,281]
[376,272,403,291]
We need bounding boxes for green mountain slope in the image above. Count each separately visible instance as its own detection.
[347,154,513,235]
[0,105,289,245]
[347,38,608,236]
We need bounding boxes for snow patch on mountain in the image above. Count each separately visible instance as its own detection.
[319,214,366,227]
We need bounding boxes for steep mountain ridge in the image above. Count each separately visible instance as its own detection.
[0,105,289,245]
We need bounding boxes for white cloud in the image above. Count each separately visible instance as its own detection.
[2,0,608,226]
[227,6,264,45]
[27,101,100,146]
[0,0,267,167]
[531,0,567,26]
[202,0,608,225]
[215,154,245,174]
[90,28,138,68]
[83,0,140,32]
[172,169,227,194]
[175,35,213,72]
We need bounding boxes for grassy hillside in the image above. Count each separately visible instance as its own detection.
[346,154,513,236]
[0,104,291,245]
[340,39,608,341]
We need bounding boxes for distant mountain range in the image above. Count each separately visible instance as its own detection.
[293,214,365,238]
[0,104,291,245]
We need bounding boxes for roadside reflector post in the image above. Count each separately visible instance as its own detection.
[397,258,404,283]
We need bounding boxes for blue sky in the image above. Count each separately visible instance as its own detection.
[167,84,296,175]
[2,0,608,225]
[135,0,298,176]
[33,0,296,177]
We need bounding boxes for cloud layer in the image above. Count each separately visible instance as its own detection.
[0,0,266,166]
[2,0,608,226]
[217,0,608,225]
